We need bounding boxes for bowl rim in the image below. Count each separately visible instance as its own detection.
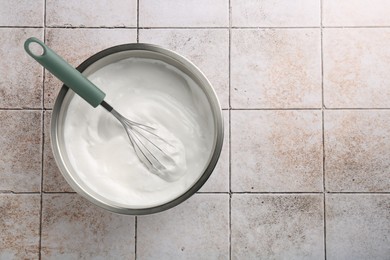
[50,43,224,215]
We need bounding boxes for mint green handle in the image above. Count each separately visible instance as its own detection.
[24,37,105,107]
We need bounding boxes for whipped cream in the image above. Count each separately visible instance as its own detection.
[63,57,214,208]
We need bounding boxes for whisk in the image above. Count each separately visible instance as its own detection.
[24,37,176,181]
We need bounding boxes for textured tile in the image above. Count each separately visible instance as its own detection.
[139,29,229,108]
[43,111,73,192]
[326,194,390,259]
[0,0,44,26]
[231,110,323,192]
[41,194,135,259]
[231,194,324,259]
[46,0,137,27]
[0,194,40,259]
[0,28,43,108]
[323,28,390,108]
[139,0,229,27]
[231,29,321,108]
[137,194,229,259]
[325,110,390,192]
[0,111,42,192]
[323,0,390,26]
[199,110,229,192]
[44,28,137,108]
[232,0,320,27]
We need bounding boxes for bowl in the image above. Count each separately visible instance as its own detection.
[51,43,224,215]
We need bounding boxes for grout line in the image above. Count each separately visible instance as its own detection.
[228,1,232,259]
[134,216,137,260]
[0,191,41,194]
[1,191,388,195]
[2,25,390,30]
[320,1,327,258]
[136,0,140,43]
[39,2,47,259]
[5,107,390,111]
[0,107,44,110]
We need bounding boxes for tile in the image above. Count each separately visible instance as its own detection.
[199,110,229,192]
[325,110,390,192]
[231,29,321,108]
[0,0,43,26]
[44,28,137,108]
[231,194,324,259]
[139,29,229,108]
[231,110,323,192]
[139,0,229,27]
[326,194,390,259]
[43,111,73,192]
[323,28,390,108]
[323,0,390,26]
[0,111,42,192]
[0,194,40,259]
[137,194,229,259]
[41,194,135,259]
[232,0,320,27]
[0,28,43,108]
[46,0,137,27]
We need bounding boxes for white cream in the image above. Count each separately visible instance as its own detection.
[63,58,214,208]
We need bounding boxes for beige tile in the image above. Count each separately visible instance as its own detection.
[0,0,43,26]
[325,110,390,192]
[231,194,324,259]
[231,110,323,192]
[326,194,390,259]
[43,111,73,192]
[137,194,229,259]
[324,28,390,108]
[139,29,229,108]
[139,0,229,27]
[323,0,390,26]
[232,0,320,27]
[46,0,137,27]
[199,110,229,192]
[231,29,321,108]
[0,28,43,108]
[0,194,40,259]
[44,28,137,108]
[0,111,42,192]
[41,194,135,259]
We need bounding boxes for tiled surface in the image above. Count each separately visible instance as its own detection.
[231,110,323,192]
[0,111,42,192]
[231,0,320,27]
[140,29,229,108]
[138,194,229,259]
[326,194,390,259]
[1,1,390,259]
[325,110,390,192]
[41,194,135,259]
[231,29,322,108]
[139,0,229,27]
[323,0,390,26]
[46,0,137,27]
[0,0,44,26]
[323,28,390,108]
[231,194,324,259]
[0,194,40,259]
[0,28,44,108]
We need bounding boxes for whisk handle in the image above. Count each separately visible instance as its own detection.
[24,37,106,108]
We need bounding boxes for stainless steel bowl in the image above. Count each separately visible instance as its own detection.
[51,43,224,215]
